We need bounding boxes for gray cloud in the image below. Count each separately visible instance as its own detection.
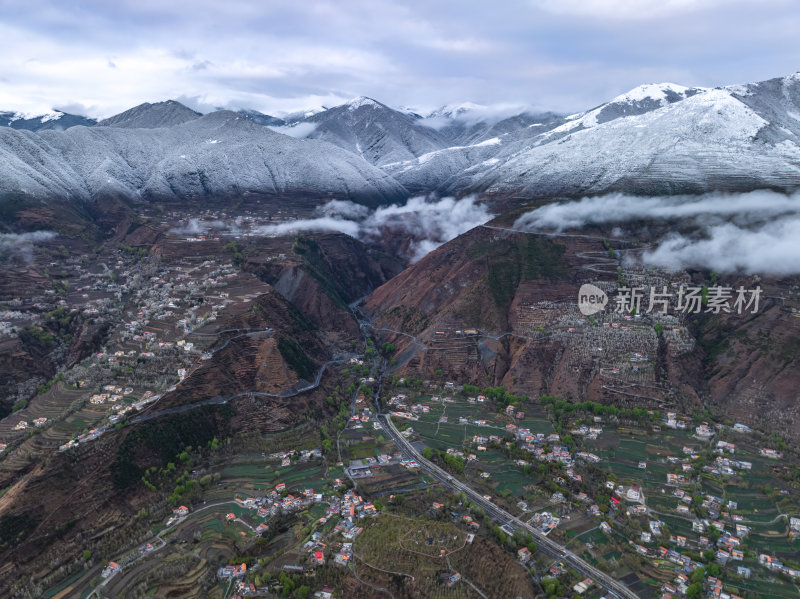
[514,191,800,275]
[0,1,797,117]
[0,231,58,263]
[418,102,543,129]
[642,220,800,275]
[513,191,800,231]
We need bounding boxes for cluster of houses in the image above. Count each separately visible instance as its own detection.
[695,423,715,439]
[703,455,752,477]
[702,494,741,521]
[608,484,641,503]
[217,562,248,580]
[388,393,480,422]
[10,417,49,432]
[665,412,689,430]
[58,427,107,451]
[58,391,161,452]
[508,427,578,466]
[269,447,323,467]
[380,383,800,598]
[660,572,747,599]
[758,554,800,579]
[333,542,353,566]
[310,489,380,568]
[0,320,13,336]
[166,505,191,527]
[569,423,603,439]
[346,452,414,478]
[608,484,791,598]
[503,404,526,419]
[789,517,800,542]
[337,489,377,523]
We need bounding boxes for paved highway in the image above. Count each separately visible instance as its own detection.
[356,298,639,598]
[378,413,640,599]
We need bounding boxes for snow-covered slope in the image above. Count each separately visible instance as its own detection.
[96,100,201,128]
[390,76,800,196]
[236,109,286,127]
[297,97,450,167]
[419,103,561,145]
[471,81,800,197]
[0,110,97,131]
[0,110,408,205]
[3,73,800,210]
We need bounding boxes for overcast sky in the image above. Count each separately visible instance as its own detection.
[1,0,798,118]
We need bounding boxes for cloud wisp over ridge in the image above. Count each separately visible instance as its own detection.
[513,190,800,275]
[256,195,492,261]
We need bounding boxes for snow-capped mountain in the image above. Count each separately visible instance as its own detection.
[294,97,450,167]
[0,105,407,206]
[386,74,800,197]
[0,109,96,131]
[2,72,800,214]
[96,100,202,128]
[465,75,800,197]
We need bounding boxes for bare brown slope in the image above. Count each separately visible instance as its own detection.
[364,223,800,441]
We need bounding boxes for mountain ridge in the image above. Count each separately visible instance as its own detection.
[2,71,800,221]
[0,109,408,210]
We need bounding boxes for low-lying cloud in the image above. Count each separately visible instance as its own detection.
[0,230,57,263]
[267,122,318,138]
[419,103,544,130]
[513,190,800,275]
[256,195,492,261]
[642,220,800,275]
[169,218,242,236]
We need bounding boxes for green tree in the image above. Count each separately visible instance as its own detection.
[293,586,311,599]
[686,582,703,599]
[542,577,560,597]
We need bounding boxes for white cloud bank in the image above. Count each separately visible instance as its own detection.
[513,190,800,275]
[256,195,492,261]
[0,231,57,263]
[642,220,800,275]
[267,122,318,138]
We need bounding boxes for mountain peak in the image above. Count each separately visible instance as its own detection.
[96,100,201,128]
[343,96,383,110]
[428,102,486,119]
[610,82,695,105]
[0,108,97,131]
